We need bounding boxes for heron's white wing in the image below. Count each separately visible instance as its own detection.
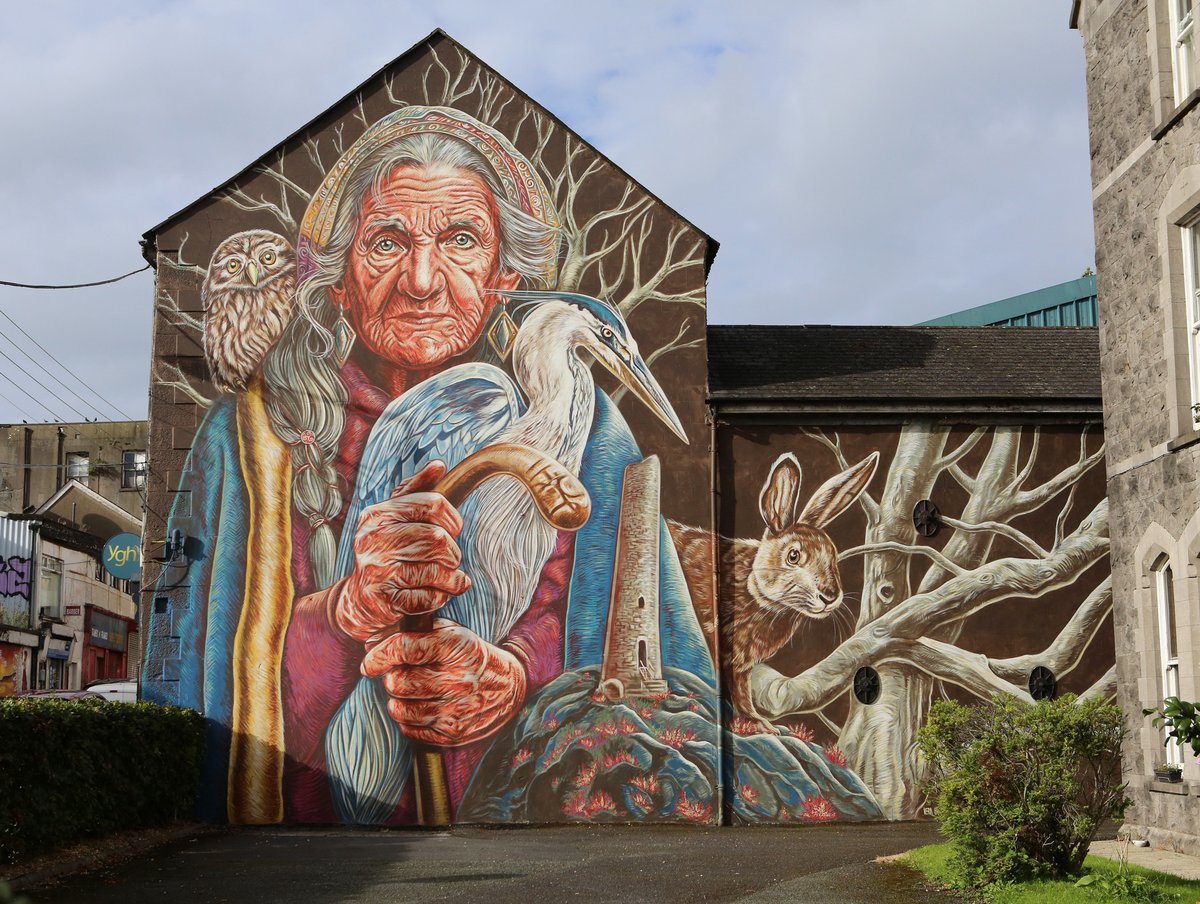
[334,363,523,581]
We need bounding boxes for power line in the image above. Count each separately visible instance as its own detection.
[0,307,133,421]
[0,343,94,422]
[0,263,151,290]
[0,362,65,421]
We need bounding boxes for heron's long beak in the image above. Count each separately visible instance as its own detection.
[598,351,689,445]
[246,261,260,286]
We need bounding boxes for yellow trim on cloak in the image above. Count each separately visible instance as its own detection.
[228,376,294,824]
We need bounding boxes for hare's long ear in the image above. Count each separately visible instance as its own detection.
[798,451,880,529]
[759,453,803,535]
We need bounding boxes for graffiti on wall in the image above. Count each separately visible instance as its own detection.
[143,41,741,827]
[700,424,1111,822]
[0,644,21,697]
[0,518,34,629]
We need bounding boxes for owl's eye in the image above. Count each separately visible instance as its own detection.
[225,259,242,274]
[261,250,276,265]
[786,548,802,566]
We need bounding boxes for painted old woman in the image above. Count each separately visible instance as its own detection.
[142,106,713,825]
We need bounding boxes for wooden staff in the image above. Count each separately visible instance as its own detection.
[402,443,591,826]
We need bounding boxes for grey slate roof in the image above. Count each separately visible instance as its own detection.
[707,325,1101,402]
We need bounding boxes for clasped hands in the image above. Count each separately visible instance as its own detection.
[335,461,526,746]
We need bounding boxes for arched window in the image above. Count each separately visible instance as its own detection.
[1154,554,1184,765]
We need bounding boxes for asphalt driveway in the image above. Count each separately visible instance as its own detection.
[27,822,947,904]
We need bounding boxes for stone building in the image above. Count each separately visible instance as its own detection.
[1073,0,1200,854]
[0,421,148,521]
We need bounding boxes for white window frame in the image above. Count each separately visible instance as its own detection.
[121,450,147,490]
[1181,221,1200,425]
[40,554,63,620]
[65,452,89,481]
[1172,0,1197,102]
[1155,556,1185,766]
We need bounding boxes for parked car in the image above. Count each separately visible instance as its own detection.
[85,680,137,703]
[18,689,102,700]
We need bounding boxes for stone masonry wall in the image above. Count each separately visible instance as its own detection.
[1081,0,1200,853]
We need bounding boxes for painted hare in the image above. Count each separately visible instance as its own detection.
[669,451,879,734]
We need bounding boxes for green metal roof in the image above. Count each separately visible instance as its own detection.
[918,275,1097,327]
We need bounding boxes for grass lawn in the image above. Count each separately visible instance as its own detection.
[902,843,1200,903]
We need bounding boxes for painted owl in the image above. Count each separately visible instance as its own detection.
[201,230,297,393]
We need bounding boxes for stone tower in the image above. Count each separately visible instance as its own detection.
[599,455,668,700]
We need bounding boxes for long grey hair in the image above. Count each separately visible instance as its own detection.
[261,132,561,589]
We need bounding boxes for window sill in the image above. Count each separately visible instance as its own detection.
[1148,778,1191,795]
[1168,428,1200,452]
[1153,89,1200,140]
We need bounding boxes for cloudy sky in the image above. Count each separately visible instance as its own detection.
[0,1,1092,424]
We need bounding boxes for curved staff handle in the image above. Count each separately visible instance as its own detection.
[402,442,592,826]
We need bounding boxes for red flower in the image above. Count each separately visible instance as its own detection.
[801,795,839,822]
[740,783,760,804]
[657,727,697,749]
[824,744,848,768]
[582,791,619,818]
[675,791,714,822]
[631,773,660,796]
[789,722,814,743]
[601,750,639,770]
[510,747,534,769]
[628,787,655,812]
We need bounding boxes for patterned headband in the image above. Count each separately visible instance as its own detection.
[297,106,559,284]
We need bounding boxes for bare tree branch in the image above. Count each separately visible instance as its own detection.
[157,231,207,277]
[893,638,1035,704]
[989,577,1112,681]
[1080,666,1118,701]
[1010,426,1041,492]
[939,515,1049,559]
[220,186,296,232]
[948,462,976,494]
[157,289,203,334]
[155,362,212,409]
[1055,482,1080,549]
[1008,439,1105,517]
[840,541,967,576]
[936,427,987,470]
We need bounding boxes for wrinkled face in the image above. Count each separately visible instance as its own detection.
[748,526,843,617]
[329,163,521,369]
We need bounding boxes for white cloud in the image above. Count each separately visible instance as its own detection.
[0,0,1091,422]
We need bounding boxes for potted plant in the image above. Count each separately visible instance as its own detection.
[1153,762,1183,783]
[1144,697,1200,781]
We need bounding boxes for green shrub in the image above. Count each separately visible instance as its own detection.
[0,697,205,863]
[917,694,1127,887]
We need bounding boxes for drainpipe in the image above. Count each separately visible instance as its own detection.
[56,427,65,491]
[28,521,41,689]
[21,427,31,510]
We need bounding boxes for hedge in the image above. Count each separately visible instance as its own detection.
[0,697,205,863]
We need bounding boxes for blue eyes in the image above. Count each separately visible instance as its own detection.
[370,233,475,253]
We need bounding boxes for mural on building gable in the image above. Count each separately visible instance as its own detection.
[700,424,1111,822]
[144,40,803,829]
[142,38,1112,829]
